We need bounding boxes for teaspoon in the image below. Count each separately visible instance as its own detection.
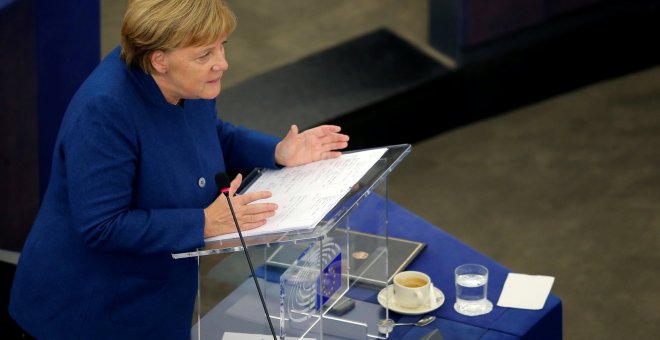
[394,315,436,327]
[378,315,436,333]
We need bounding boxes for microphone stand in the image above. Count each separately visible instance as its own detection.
[220,188,277,340]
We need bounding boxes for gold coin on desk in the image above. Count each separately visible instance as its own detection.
[352,251,369,260]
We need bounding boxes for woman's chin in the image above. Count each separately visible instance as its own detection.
[200,87,222,100]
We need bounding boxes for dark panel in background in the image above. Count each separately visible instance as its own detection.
[1,0,38,333]
[2,0,99,333]
[1,0,40,253]
[458,0,660,116]
[423,0,660,143]
[462,0,545,47]
[430,0,606,63]
[0,0,99,253]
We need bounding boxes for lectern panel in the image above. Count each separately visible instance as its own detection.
[183,144,411,339]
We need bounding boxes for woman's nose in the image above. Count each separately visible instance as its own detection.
[212,54,228,72]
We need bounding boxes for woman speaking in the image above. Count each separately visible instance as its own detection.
[9,0,349,338]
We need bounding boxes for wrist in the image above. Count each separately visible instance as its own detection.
[274,141,283,166]
[202,208,211,238]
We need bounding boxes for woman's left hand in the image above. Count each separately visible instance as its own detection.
[275,124,349,167]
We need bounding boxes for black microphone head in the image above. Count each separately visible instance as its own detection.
[215,172,231,192]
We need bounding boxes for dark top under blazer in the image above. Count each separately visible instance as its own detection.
[9,47,280,339]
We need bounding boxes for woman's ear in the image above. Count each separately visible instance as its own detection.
[150,50,168,74]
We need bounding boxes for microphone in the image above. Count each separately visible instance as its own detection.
[215,173,277,340]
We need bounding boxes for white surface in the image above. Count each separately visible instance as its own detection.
[393,271,432,308]
[0,249,20,264]
[377,284,445,315]
[221,332,315,340]
[496,273,555,310]
[207,148,387,242]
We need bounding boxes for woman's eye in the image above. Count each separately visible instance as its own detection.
[198,52,211,60]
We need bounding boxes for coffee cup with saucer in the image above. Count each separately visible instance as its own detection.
[378,271,445,315]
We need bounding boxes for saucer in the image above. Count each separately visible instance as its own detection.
[377,284,445,315]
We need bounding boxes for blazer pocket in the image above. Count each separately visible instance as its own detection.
[110,277,169,327]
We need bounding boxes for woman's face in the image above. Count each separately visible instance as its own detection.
[152,35,229,105]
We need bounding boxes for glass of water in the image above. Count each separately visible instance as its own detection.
[454,263,493,316]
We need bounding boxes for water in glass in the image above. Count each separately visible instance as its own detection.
[454,264,493,316]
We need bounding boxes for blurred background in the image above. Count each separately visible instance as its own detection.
[2,0,660,338]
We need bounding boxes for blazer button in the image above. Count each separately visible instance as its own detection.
[198,177,206,188]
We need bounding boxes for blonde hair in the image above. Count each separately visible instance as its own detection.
[120,0,237,73]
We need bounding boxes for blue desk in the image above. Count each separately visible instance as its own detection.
[199,195,562,339]
[348,196,562,340]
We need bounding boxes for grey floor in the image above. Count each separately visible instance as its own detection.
[102,1,660,339]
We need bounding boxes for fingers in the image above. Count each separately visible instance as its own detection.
[204,187,277,238]
[274,124,349,166]
[241,201,278,214]
[235,190,272,204]
[238,209,277,230]
[234,200,277,231]
[308,125,349,142]
[317,151,341,160]
[229,173,242,196]
[296,125,349,146]
[314,135,349,156]
[307,124,340,137]
[282,124,299,141]
[318,124,341,134]
[328,140,349,149]
[319,133,349,146]
[289,124,299,136]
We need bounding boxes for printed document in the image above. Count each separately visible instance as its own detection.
[206,148,387,242]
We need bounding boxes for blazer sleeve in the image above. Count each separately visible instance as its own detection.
[62,97,205,255]
[215,117,281,172]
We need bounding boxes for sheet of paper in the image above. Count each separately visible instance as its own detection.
[496,273,555,310]
[206,148,388,242]
[221,332,315,340]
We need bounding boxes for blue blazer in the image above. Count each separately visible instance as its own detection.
[9,47,280,339]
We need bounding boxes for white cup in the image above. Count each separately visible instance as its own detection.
[393,271,431,309]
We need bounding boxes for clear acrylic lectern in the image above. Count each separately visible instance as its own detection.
[173,144,411,339]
